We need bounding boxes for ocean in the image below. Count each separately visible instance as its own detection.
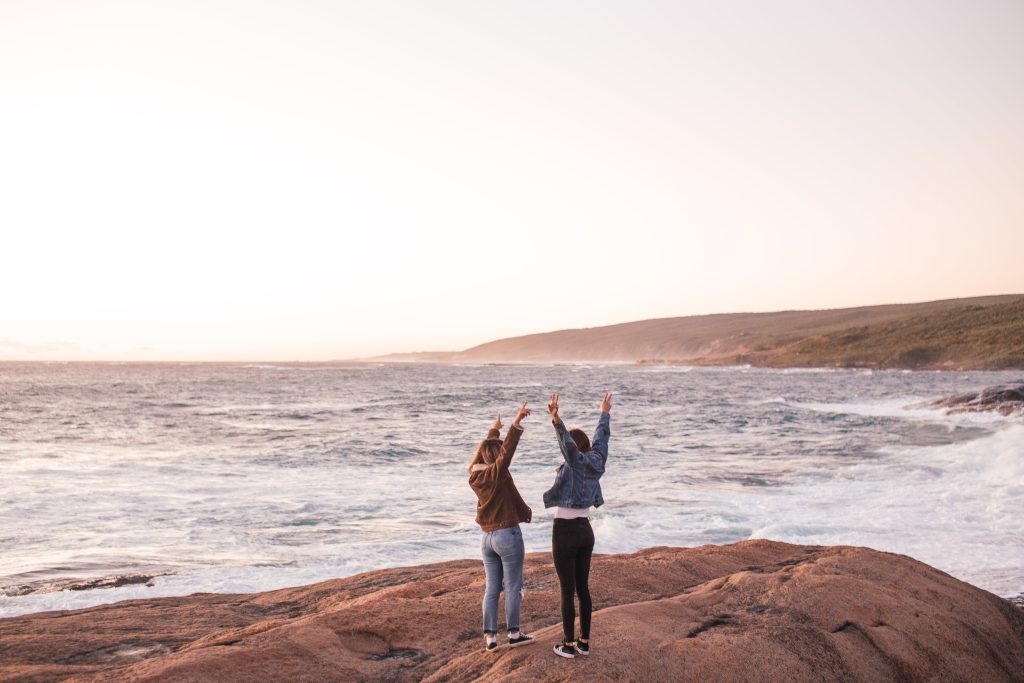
[1,362,1021,618]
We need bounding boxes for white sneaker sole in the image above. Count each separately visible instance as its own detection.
[553,645,575,659]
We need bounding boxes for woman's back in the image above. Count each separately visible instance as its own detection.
[469,425,532,531]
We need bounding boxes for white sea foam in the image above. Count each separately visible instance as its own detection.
[795,396,1018,426]
[778,367,841,374]
[752,396,788,405]
[637,365,695,373]
[744,425,1024,596]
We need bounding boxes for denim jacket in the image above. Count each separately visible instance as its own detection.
[542,412,610,509]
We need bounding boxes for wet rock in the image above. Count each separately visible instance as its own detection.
[2,573,169,598]
[913,382,1024,417]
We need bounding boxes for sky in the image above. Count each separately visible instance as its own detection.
[2,0,1023,361]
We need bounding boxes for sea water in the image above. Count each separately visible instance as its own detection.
[1,362,1021,618]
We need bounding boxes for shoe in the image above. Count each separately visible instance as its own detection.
[553,642,576,659]
[574,640,590,656]
[485,640,498,653]
[508,632,535,648]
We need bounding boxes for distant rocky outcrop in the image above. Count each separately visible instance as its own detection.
[2,541,1022,682]
[914,383,1024,417]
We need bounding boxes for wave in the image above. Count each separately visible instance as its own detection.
[636,365,695,373]
[752,396,788,405]
[793,398,1018,425]
[746,425,1024,597]
[778,367,842,374]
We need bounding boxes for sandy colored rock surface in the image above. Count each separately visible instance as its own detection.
[1,541,1021,682]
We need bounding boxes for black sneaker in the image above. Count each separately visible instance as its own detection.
[508,632,535,648]
[574,640,590,656]
[553,642,576,659]
[485,640,498,653]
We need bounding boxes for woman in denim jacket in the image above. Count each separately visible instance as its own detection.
[544,392,612,659]
[468,402,536,653]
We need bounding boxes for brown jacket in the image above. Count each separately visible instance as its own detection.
[468,424,533,532]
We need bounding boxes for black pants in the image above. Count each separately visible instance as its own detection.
[552,517,595,643]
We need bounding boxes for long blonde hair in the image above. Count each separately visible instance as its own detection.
[468,439,500,473]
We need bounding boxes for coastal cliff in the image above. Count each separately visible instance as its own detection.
[379,295,1024,369]
[2,541,1022,682]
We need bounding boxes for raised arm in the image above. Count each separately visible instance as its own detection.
[485,413,503,441]
[548,393,581,465]
[495,402,530,470]
[591,392,612,458]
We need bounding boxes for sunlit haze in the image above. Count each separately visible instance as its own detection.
[2,1,1023,360]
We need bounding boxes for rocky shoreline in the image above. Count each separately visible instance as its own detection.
[2,574,167,599]
[1,541,1022,682]
[912,382,1024,417]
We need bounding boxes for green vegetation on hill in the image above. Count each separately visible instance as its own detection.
[710,298,1024,370]
[371,295,1024,369]
[446,294,1024,369]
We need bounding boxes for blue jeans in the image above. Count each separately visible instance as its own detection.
[481,525,525,634]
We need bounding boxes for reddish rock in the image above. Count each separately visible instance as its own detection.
[1,541,1021,682]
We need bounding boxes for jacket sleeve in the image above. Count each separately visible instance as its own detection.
[576,412,610,474]
[496,424,523,470]
[591,412,611,459]
[552,419,580,465]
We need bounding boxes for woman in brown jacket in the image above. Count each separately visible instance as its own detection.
[468,401,536,653]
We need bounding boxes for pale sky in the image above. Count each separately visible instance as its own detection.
[2,1,1023,360]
